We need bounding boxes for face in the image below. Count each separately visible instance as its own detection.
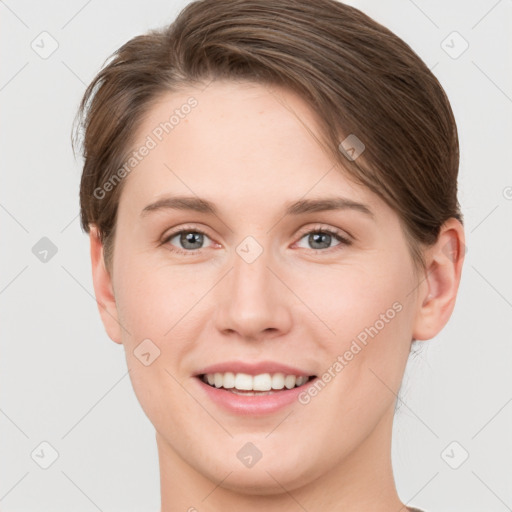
[100,80,424,493]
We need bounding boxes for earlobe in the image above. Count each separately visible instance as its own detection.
[412,218,466,341]
[89,225,123,344]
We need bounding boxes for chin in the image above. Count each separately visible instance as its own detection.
[216,466,312,496]
[197,450,321,496]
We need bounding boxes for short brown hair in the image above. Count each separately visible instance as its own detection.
[72,0,463,275]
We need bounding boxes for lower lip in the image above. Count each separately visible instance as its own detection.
[195,376,317,415]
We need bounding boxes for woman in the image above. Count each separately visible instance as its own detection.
[72,0,465,510]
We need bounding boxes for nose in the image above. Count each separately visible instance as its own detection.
[213,241,293,342]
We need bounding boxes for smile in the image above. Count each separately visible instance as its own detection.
[199,372,315,394]
[195,371,319,415]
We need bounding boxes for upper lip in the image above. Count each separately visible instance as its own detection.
[195,360,315,378]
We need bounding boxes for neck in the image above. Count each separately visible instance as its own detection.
[158,405,407,512]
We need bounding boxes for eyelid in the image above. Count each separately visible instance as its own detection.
[161,223,213,241]
[294,223,352,243]
[161,223,352,242]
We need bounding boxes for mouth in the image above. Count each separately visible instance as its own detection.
[196,372,317,396]
[193,361,319,414]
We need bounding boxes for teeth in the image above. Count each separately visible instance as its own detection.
[201,372,311,391]
[271,372,285,390]
[285,375,297,389]
[222,372,235,388]
[235,373,253,390]
[253,373,272,391]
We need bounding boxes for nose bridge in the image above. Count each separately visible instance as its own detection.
[213,234,292,339]
[232,235,271,296]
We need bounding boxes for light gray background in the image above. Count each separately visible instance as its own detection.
[1,0,511,511]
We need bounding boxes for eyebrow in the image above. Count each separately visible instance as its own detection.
[140,195,374,219]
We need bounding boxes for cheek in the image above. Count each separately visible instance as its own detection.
[305,262,409,343]
[114,259,204,342]
[113,259,213,411]
[123,360,198,449]
[312,260,415,394]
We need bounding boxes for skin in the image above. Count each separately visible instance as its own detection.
[89,80,465,512]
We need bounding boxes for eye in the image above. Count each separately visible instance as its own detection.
[161,224,352,256]
[294,225,351,252]
[162,226,215,255]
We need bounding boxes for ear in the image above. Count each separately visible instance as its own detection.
[89,225,123,344]
[412,218,466,341]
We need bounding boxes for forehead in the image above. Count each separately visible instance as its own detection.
[117,80,383,219]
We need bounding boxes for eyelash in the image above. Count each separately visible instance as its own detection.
[161,224,352,256]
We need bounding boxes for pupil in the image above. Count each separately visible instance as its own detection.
[182,232,203,249]
[311,233,330,249]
